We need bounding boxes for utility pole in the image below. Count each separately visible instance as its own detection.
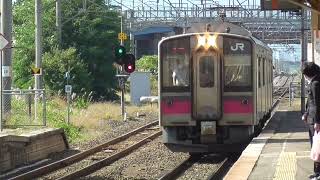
[1,0,13,119]
[35,0,43,90]
[301,8,307,114]
[120,15,126,120]
[56,0,62,47]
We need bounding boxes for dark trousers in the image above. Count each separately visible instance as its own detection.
[309,124,320,173]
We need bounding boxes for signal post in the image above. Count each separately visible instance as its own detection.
[115,26,136,120]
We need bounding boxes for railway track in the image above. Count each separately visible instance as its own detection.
[158,78,290,180]
[158,154,238,180]
[273,75,291,95]
[8,76,294,180]
[10,120,161,180]
[158,156,201,180]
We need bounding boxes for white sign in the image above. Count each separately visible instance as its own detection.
[0,34,9,50]
[2,66,10,77]
[65,85,72,93]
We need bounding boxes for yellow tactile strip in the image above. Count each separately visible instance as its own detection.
[273,152,297,180]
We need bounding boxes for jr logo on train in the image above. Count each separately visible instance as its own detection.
[158,22,273,153]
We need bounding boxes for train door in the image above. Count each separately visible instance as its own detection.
[193,52,221,120]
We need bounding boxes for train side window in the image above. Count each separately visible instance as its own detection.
[199,56,214,88]
[258,58,261,88]
[263,58,265,86]
[270,60,273,83]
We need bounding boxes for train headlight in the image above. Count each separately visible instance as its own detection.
[196,34,217,50]
[207,35,217,48]
[197,35,206,48]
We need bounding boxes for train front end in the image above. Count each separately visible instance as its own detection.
[159,31,254,153]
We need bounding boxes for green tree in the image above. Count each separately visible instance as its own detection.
[43,47,92,93]
[136,55,158,95]
[13,0,121,100]
[13,0,57,89]
[61,0,120,100]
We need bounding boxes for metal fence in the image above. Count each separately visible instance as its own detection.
[0,89,46,130]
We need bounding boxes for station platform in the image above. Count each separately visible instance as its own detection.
[0,127,68,173]
[224,98,313,180]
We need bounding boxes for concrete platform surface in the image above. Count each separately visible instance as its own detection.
[224,98,313,180]
[0,127,68,173]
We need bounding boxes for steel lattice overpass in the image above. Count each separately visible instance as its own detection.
[107,0,312,45]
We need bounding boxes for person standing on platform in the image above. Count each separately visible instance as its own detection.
[302,62,320,180]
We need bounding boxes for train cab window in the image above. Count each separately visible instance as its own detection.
[223,37,252,92]
[160,37,190,90]
[199,56,214,88]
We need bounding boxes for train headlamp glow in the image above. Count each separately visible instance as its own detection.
[197,35,206,47]
[196,34,217,49]
[207,35,217,48]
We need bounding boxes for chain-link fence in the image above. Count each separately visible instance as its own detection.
[1,89,46,129]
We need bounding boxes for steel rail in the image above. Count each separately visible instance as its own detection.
[58,131,162,180]
[158,155,202,180]
[273,75,291,94]
[206,157,233,180]
[10,120,159,180]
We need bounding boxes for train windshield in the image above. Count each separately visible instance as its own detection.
[223,37,252,91]
[160,37,190,90]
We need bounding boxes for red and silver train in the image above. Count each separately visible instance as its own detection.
[158,22,273,153]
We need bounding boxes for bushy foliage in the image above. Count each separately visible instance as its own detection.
[73,91,93,109]
[13,0,120,100]
[61,0,120,100]
[43,48,92,94]
[13,0,57,88]
[46,99,82,142]
[136,55,158,74]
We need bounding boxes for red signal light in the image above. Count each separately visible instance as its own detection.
[123,54,136,73]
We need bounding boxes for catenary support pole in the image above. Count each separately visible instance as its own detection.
[301,8,307,114]
[56,0,62,47]
[1,0,12,125]
[35,0,43,90]
[120,15,125,120]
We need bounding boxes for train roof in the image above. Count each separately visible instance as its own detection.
[160,21,272,52]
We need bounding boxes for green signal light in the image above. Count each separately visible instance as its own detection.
[114,45,126,65]
[115,45,126,59]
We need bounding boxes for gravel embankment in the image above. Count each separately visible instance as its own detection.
[70,113,158,151]
[83,137,189,180]
[42,127,160,179]
[177,154,229,180]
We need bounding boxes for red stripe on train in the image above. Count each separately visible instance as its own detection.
[223,99,253,114]
[161,100,191,114]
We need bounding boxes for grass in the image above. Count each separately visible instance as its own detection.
[3,90,158,144]
[52,93,157,143]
